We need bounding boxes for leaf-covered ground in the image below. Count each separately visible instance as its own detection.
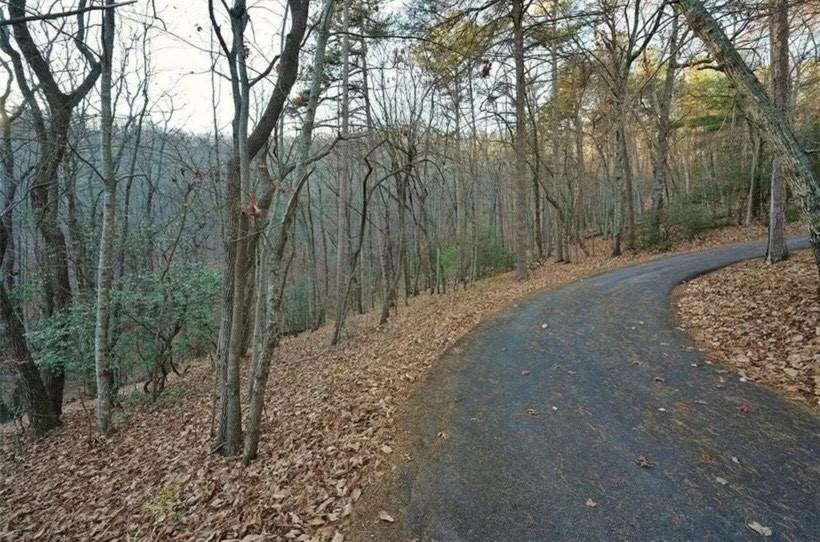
[0,225,805,541]
[676,249,819,408]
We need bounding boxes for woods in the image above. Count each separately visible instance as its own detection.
[1,0,820,537]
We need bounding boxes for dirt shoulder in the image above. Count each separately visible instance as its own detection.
[675,249,819,409]
[0,224,805,541]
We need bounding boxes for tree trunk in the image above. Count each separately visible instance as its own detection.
[0,71,58,434]
[243,0,336,463]
[332,0,351,344]
[745,124,763,225]
[650,12,679,236]
[766,0,789,264]
[94,0,117,436]
[512,0,528,280]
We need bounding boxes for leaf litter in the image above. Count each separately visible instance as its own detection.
[676,250,818,408]
[0,225,790,540]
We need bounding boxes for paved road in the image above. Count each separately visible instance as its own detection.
[403,238,819,542]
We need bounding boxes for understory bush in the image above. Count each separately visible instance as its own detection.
[26,266,220,398]
[476,230,515,277]
[666,201,715,240]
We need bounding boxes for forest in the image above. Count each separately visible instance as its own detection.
[1,0,819,540]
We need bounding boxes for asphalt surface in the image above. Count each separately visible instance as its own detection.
[403,238,819,542]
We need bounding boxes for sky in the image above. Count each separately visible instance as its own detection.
[110,0,403,134]
[115,0,291,134]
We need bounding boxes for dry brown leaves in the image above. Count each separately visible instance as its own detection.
[676,250,819,408]
[0,225,802,541]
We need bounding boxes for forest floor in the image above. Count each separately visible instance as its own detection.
[675,249,819,408]
[0,223,806,542]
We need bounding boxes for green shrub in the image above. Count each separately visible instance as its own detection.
[666,202,715,240]
[437,245,459,275]
[0,393,19,423]
[475,231,515,277]
[634,221,672,252]
[27,266,220,395]
[283,277,313,334]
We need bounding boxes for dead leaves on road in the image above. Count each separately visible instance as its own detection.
[747,520,773,537]
[635,456,655,468]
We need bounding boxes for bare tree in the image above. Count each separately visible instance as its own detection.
[512,0,529,280]
[765,0,789,263]
[93,0,117,436]
[244,0,338,463]
[2,0,102,419]
[210,0,311,457]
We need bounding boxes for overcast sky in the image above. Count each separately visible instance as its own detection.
[114,0,293,134]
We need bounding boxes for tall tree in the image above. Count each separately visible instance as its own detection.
[766,0,789,263]
[93,0,117,436]
[244,0,337,463]
[0,53,57,434]
[333,0,352,343]
[2,0,102,419]
[210,0,311,457]
[649,10,679,236]
[512,0,529,280]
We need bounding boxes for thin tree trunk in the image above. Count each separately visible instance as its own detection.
[745,123,763,225]
[650,12,679,235]
[94,0,117,436]
[333,0,351,344]
[512,0,528,280]
[243,0,336,463]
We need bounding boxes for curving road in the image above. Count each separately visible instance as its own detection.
[401,238,819,542]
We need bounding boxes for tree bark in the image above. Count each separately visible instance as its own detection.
[512,0,528,280]
[5,0,102,418]
[766,0,789,263]
[94,0,117,436]
[745,123,763,225]
[243,0,335,463]
[0,63,58,434]
[211,0,310,456]
[650,12,679,236]
[332,0,351,344]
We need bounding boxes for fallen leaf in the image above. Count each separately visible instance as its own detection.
[635,456,655,468]
[700,452,718,464]
[747,521,772,537]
